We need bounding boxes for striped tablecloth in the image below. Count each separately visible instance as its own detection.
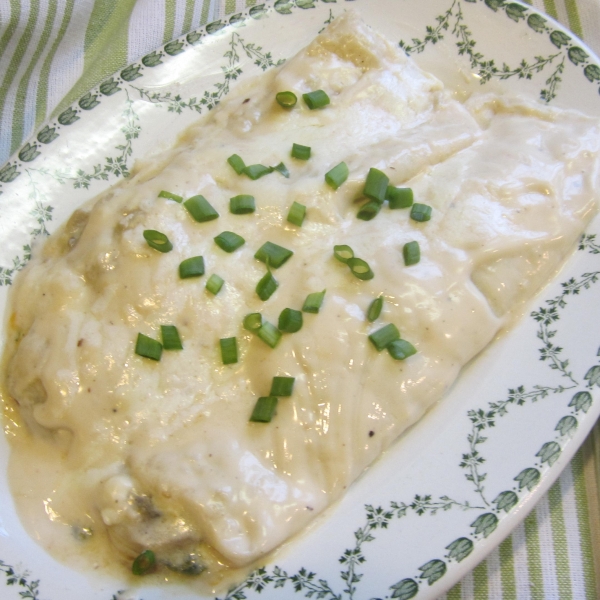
[1,1,600,598]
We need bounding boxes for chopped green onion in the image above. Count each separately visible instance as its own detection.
[302,89,330,109]
[243,164,272,180]
[388,339,417,360]
[256,270,278,300]
[220,337,238,365]
[179,256,205,279]
[278,308,303,333]
[206,274,224,295]
[369,323,400,351]
[227,154,246,175]
[367,295,383,322]
[161,325,183,350]
[184,195,219,222]
[347,257,374,280]
[132,550,156,576]
[333,244,354,263]
[250,396,278,423]
[270,376,295,397]
[403,241,420,266]
[243,312,263,331]
[143,229,173,253]
[287,201,306,227]
[158,190,183,203]
[386,186,413,209]
[357,200,382,221]
[410,203,432,222]
[291,143,311,160]
[214,231,245,253]
[255,241,293,268]
[276,91,297,108]
[302,290,326,313]
[272,162,290,178]
[325,162,349,190]
[229,195,255,214]
[135,333,162,361]
[363,168,389,203]
[257,321,282,348]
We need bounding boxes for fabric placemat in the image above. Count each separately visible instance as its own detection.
[1,1,600,598]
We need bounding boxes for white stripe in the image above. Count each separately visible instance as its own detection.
[577,0,600,56]
[559,462,587,597]
[512,521,532,600]
[535,495,559,599]
[191,0,204,29]
[127,0,166,64]
[553,0,571,32]
[460,569,474,599]
[208,0,219,24]
[173,0,187,38]
[486,545,503,598]
[45,1,93,116]
[0,1,12,42]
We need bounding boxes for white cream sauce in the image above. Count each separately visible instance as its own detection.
[3,12,599,590]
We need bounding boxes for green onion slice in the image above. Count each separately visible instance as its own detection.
[302,289,326,314]
[278,308,303,333]
[410,203,432,222]
[302,89,330,109]
[132,550,156,576]
[184,195,219,222]
[135,333,163,361]
[161,325,183,350]
[220,337,238,365]
[256,270,278,300]
[333,244,354,264]
[214,231,245,253]
[206,274,224,295]
[325,162,349,190]
[179,256,205,279]
[357,200,382,221]
[257,321,282,348]
[388,339,417,360]
[367,295,384,322]
[347,257,374,280]
[276,91,297,108]
[158,190,183,203]
[363,167,389,203]
[143,229,173,253]
[272,162,290,178]
[227,154,246,175]
[255,241,293,268]
[243,312,263,332]
[229,195,255,215]
[250,396,278,423]
[243,164,272,180]
[291,143,311,160]
[403,241,420,266]
[287,201,306,227]
[369,323,400,352]
[386,186,413,209]
[270,376,295,397]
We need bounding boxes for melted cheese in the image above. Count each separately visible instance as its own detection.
[3,12,600,587]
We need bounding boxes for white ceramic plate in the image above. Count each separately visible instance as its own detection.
[1,1,600,598]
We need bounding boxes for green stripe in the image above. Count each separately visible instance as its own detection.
[548,479,572,599]
[246,0,257,7]
[225,0,237,14]
[572,448,598,599]
[182,0,195,33]
[164,0,177,44]
[543,0,559,19]
[473,559,488,599]
[52,0,138,119]
[446,582,461,600]
[11,0,57,155]
[499,536,517,599]
[0,0,40,145]
[524,508,545,599]
[200,0,211,25]
[0,0,21,63]
[563,0,583,38]
[35,0,76,126]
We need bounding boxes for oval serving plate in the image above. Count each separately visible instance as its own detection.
[1,1,600,599]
